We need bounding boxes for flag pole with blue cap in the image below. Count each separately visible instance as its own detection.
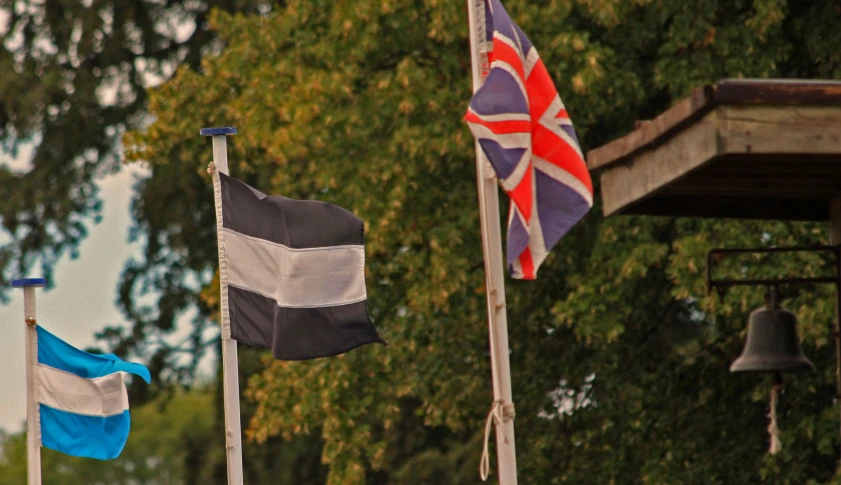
[201,125,245,485]
[12,277,46,485]
[12,278,152,477]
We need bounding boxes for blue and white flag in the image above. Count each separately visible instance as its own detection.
[33,325,151,460]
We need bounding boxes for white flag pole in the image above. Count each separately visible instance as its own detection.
[12,278,46,485]
[201,126,244,485]
[465,1,519,483]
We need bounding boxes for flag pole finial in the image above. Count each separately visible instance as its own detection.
[11,278,47,288]
[200,127,238,136]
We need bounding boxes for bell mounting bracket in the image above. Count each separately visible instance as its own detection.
[706,245,841,303]
[707,244,841,456]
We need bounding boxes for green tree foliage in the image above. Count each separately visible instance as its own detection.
[0,390,215,484]
[0,383,327,485]
[123,0,841,483]
[0,0,270,305]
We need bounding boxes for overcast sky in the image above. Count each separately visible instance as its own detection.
[0,5,215,434]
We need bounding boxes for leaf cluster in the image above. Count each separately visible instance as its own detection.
[0,0,270,301]
[121,0,841,483]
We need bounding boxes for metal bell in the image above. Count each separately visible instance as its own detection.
[730,303,815,373]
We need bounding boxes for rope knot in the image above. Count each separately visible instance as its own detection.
[208,162,217,175]
[479,400,516,481]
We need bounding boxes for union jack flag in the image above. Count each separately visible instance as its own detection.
[465,0,593,280]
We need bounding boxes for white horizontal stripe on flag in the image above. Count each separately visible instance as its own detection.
[223,228,367,308]
[37,365,128,417]
[466,109,530,124]
[466,123,531,149]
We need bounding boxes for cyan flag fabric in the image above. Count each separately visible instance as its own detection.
[35,326,151,460]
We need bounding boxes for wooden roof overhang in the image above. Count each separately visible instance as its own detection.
[586,79,841,221]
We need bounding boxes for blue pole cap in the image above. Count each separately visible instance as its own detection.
[11,278,47,288]
[200,127,238,136]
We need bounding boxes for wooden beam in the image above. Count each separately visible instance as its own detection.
[718,105,841,156]
[587,80,841,173]
[659,187,838,198]
[625,195,828,221]
[704,165,841,176]
[590,80,841,221]
[586,86,713,171]
[599,112,719,216]
[665,177,841,193]
[713,79,841,106]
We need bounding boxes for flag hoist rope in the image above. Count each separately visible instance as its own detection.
[466,0,519,483]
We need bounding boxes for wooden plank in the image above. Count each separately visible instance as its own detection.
[703,165,841,176]
[718,105,841,156]
[623,195,828,221]
[590,80,841,220]
[662,183,841,195]
[701,155,841,174]
[714,79,841,106]
[662,187,838,201]
[599,111,719,216]
[586,85,713,170]
[666,176,841,190]
[587,79,841,172]
[684,176,841,187]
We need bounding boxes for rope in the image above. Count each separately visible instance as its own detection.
[768,382,781,455]
[479,400,516,481]
[477,283,516,481]
[479,287,502,481]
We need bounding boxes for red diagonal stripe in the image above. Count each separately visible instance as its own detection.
[532,125,593,193]
[491,36,526,80]
[506,163,533,221]
[525,60,556,124]
[518,248,535,280]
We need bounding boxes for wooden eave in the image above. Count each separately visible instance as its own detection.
[586,79,841,221]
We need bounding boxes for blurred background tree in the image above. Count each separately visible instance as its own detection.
[0,0,270,379]
[0,390,219,484]
[0,384,328,485]
[4,0,841,483]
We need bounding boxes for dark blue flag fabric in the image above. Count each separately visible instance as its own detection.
[212,170,385,360]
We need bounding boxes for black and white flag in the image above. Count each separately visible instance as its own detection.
[211,169,385,360]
